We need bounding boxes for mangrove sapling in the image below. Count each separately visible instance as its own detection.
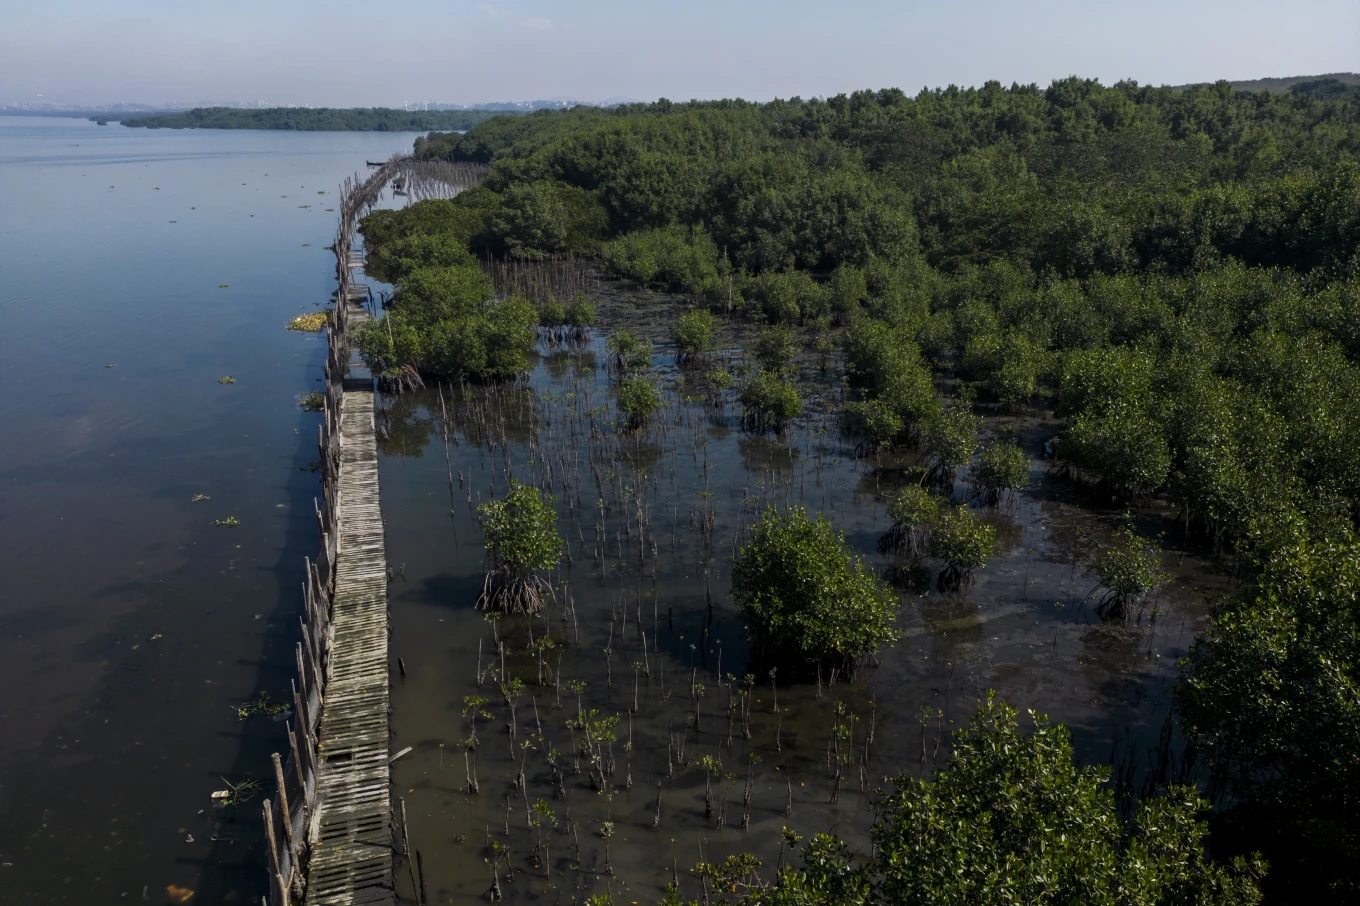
[739,369,803,432]
[734,507,898,679]
[924,398,980,491]
[1091,524,1169,621]
[477,480,564,614]
[607,329,651,375]
[699,754,722,820]
[878,485,942,559]
[704,367,733,410]
[753,324,799,372]
[929,504,996,589]
[616,374,663,431]
[674,308,716,366]
[972,439,1031,506]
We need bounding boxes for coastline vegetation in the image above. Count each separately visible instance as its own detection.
[357,76,1360,901]
[113,106,521,132]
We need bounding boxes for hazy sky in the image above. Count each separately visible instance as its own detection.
[3,0,1357,106]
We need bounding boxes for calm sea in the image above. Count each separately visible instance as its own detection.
[0,116,416,903]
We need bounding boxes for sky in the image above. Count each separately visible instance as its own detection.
[2,0,1357,107]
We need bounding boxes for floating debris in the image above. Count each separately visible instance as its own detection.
[287,312,327,332]
[236,691,287,720]
[217,376,236,384]
[217,283,229,288]
[104,363,117,368]
[299,391,325,411]
[190,493,210,502]
[213,516,240,527]
[166,885,195,903]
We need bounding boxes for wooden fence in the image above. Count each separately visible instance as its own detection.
[257,156,406,906]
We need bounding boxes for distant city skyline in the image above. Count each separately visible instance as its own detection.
[2,0,1356,108]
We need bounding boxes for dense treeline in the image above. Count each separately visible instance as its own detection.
[114,106,522,131]
[367,77,1360,901]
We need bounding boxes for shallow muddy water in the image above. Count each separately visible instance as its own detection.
[380,306,1225,904]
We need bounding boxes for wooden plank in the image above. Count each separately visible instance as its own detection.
[300,379,395,906]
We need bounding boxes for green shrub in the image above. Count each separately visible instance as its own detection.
[607,329,651,374]
[1092,524,1168,620]
[878,486,943,558]
[752,324,798,372]
[929,504,995,587]
[564,293,595,328]
[674,308,716,365]
[734,507,898,678]
[739,370,802,432]
[539,296,567,328]
[972,440,1031,505]
[924,399,980,489]
[353,268,536,382]
[477,480,563,613]
[616,374,663,430]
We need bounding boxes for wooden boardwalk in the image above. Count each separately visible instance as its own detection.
[303,300,396,904]
[263,163,413,906]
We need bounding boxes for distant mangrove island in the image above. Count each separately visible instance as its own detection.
[109,106,527,132]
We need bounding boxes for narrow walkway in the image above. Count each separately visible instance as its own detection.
[304,377,395,906]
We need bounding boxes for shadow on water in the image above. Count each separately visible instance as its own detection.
[377,292,1223,904]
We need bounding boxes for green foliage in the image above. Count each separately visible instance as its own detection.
[878,486,943,559]
[741,270,826,325]
[538,296,567,328]
[1179,527,1360,895]
[601,225,726,300]
[118,106,518,131]
[694,697,1262,905]
[564,293,595,328]
[972,440,1030,505]
[353,269,536,382]
[739,370,803,432]
[616,374,663,430]
[476,480,563,613]
[928,504,996,586]
[606,329,651,373]
[751,324,798,372]
[490,180,608,259]
[674,308,716,364]
[866,695,1264,906]
[733,507,898,677]
[478,481,563,573]
[923,400,980,489]
[1092,524,1168,619]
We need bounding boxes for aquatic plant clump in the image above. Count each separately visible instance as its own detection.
[287,311,328,332]
[477,480,564,614]
[734,507,899,678]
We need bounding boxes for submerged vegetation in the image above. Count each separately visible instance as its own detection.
[360,75,1360,901]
